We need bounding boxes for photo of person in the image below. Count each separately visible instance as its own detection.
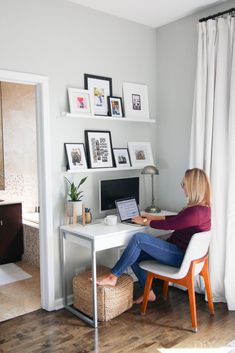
[135,149,146,160]
[71,148,81,166]
[113,148,131,168]
[65,143,88,170]
[128,142,154,168]
[84,74,113,116]
[111,100,120,116]
[94,87,105,107]
[118,155,127,164]
[132,94,141,110]
[123,82,149,119]
[108,96,124,117]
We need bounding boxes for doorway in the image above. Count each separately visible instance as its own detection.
[0,81,41,320]
[0,69,54,315]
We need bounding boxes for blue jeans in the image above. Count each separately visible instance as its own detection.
[111,232,184,289]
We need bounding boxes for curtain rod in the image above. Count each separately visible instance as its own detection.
[199,7,235,22]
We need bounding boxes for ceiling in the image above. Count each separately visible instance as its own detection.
[67,0,228,28]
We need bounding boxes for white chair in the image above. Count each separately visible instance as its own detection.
[139,231,215,332]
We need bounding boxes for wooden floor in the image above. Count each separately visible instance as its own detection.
[0,283,235,353]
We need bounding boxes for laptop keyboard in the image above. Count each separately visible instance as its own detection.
[123,220,144,226]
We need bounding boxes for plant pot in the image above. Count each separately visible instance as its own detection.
[65,201,83,224]
[71,201,83,217]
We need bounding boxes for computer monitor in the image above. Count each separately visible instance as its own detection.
[99,177,139,212]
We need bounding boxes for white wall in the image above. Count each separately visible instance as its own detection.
[0,0,157,300]
[156,0,235,211]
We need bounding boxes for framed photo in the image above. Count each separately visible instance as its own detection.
[64,143,88,170]
[128,142,154,168]
[113,148,131,168]
[123,82,149,119]
[68,88,94,116]
[84,74,113,116]
[107,96,124,117]
[85,130,114,169]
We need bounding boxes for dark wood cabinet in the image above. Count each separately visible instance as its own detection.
[0,203,23,264]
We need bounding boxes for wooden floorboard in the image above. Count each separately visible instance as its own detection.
[0,284,235,353]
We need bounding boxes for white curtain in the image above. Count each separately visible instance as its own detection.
[190,17,235,310]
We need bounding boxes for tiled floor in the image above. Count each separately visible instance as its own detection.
[0,261,41,322]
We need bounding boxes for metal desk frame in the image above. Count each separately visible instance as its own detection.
[60,214,172,328]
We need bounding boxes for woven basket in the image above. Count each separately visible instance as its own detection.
[73,266,133,321]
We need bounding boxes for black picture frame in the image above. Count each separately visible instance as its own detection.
[107,96,124,117]
[64,143,88,170]
[84,130,115,169]
[84,74,113,116]
[113,148,131,168]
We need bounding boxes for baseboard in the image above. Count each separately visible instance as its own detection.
[54,294,74,310]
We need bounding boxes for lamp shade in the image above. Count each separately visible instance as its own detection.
[141,165,159,175]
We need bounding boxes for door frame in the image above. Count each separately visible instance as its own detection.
[0,69,55,310]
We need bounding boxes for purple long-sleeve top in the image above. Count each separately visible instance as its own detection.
[149,205,211,252]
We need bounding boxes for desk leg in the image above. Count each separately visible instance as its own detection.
[60,231,97,327]
[91,241,98,328]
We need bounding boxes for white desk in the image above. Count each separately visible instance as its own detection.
[60,211,173,328]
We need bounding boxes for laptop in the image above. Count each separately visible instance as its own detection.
[115,197,141,225]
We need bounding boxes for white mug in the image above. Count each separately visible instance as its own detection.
[104,215,117,226]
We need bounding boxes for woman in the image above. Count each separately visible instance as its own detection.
[96,168,211,304]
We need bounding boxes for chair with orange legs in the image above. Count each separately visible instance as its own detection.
[139,231,215,332]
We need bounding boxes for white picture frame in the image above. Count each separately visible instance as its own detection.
[65,143,88,170]
[68,88,94,116]
[123,82,149,120]
[128,142,154,168]
[113,148,131,168]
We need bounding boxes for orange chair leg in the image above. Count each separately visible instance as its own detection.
[163,281,169,300]
[200,259,215,315]
[141,273,154,315]
[187,275,198,332]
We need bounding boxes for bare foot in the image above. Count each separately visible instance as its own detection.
[96,273,118,286]
[133,290,156,304]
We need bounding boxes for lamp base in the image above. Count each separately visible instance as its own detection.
[145,205,161,213]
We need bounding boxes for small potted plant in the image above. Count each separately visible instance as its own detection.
[65,176,87,219]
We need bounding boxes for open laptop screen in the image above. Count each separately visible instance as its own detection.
[115,197,140,222]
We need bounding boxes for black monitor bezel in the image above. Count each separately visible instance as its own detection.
[99,176,139,213]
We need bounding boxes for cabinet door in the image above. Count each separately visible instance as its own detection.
[0,203,23,264]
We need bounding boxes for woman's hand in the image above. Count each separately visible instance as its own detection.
[132,216,150,226]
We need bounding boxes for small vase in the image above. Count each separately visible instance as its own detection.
[85,212,92,224]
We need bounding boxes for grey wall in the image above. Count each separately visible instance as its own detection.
[156,0,235,212]
[0,0,157,300]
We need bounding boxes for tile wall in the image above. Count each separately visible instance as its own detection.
[0,82,38,213]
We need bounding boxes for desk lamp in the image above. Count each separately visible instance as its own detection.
[141,165,161,213]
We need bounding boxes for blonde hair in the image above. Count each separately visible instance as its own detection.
[183,168,211,207]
